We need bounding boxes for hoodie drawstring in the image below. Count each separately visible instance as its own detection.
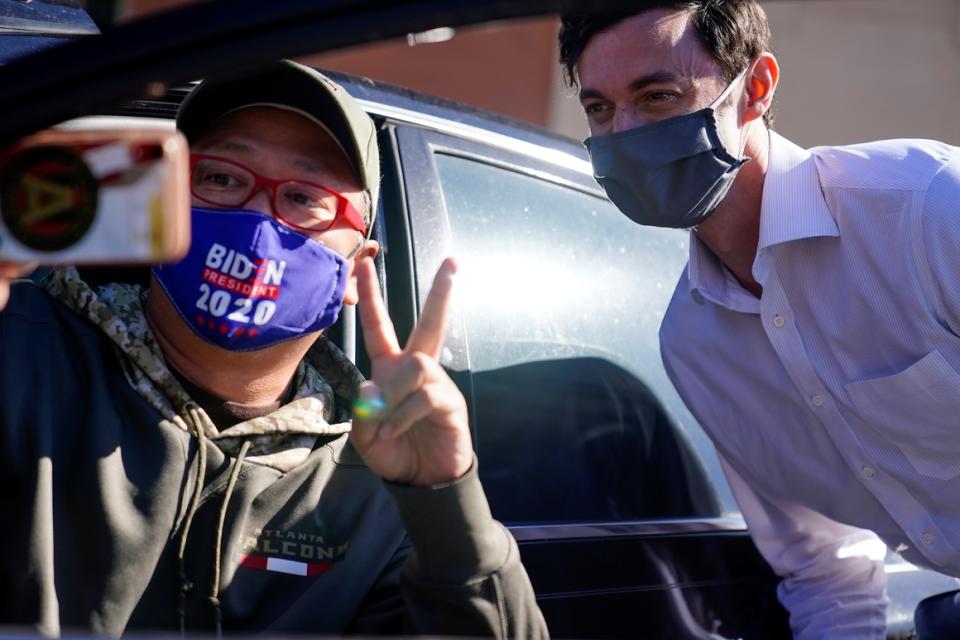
[209,438,250,639]
[177,404,209,637]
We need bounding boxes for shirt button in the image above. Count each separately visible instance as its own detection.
[773,315,785,328]
[812,394,825,407]
[922,532,935,545]
[861,466,875,478]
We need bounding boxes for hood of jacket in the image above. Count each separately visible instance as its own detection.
[41,266,364,471]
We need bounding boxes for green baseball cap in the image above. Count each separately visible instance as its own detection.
[177,59,380,235]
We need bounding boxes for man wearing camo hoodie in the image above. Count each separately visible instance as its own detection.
[0,60,547,638]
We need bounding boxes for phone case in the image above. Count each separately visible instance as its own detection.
[0,127,191,265]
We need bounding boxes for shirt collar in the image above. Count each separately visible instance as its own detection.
[687,231,762,313]
[757,130,839,251]
[687,131,838,310]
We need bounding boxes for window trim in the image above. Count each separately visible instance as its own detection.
[509,516,749,542]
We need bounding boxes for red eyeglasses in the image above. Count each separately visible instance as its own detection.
[190,154,366,235]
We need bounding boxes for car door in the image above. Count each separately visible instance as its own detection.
[371,111,792,639]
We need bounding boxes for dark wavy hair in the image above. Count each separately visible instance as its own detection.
[559,1,774,124]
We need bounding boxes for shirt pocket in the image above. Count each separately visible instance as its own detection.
[845,350,960,481]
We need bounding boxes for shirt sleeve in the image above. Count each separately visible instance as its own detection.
[719,455,888,640]
[920,151,960,335]
[383,458,549,639]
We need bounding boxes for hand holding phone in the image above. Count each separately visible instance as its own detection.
[0,261,37,311]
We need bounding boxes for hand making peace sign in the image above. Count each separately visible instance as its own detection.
[350,256,473,487]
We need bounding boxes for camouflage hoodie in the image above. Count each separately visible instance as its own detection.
[0,270,548,638]
[42,266,362,472]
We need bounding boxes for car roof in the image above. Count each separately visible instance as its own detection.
[0,0,98,65]
[99,68,595,177]
[0,1,647,146]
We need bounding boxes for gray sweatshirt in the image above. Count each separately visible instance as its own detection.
[0,270,547,638]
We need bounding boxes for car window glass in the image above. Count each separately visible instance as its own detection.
[435,152,732,524]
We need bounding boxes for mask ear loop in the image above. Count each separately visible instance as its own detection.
[710,65,753,161]
[709,65,750,110]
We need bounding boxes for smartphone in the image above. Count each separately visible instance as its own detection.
[0,126,190,264]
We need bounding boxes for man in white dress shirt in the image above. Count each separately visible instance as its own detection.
[560,2,960,638]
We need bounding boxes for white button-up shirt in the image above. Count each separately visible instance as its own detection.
[660,131,960,639]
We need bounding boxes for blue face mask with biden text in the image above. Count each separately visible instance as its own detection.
[152,207,348,351]
[584,68,750,229]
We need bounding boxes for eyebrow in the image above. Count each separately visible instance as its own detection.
[199,139,330,176]
[201,140,253,154]
[579,70,682,102]
[291,157,326,175]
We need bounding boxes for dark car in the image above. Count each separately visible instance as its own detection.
[1,1,958,638]
[0,0,97,64]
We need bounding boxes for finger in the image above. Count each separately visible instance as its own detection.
[0,262,37,313]
[379,387,435,440]
[0,262,38,279]
[350,381,385,449]
[353,380,387,421]
[378,378,470,439]
[378,351,433,409]
[356,257,400,359]
[405,257,458,359]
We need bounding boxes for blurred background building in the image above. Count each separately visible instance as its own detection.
[120,0,960,146]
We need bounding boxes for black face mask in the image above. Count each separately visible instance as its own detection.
[585,68,751,229]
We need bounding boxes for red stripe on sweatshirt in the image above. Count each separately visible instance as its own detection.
[238,553,268,570]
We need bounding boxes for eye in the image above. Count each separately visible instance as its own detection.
[286,190,321,207]
[636,89,685,115]
[583,101,610,115]
[203,172,243,188]
[193,159,251,192]
[582,101,613,124]
[642,91,681,107]
[282,186,334,212]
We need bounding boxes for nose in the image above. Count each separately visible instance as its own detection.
[241,186,276,217]
[610,105,647,135]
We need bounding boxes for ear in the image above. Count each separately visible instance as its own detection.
[743,52,779,125]
[342,239,380,306]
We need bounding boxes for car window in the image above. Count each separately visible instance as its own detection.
[434,152,730,524]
